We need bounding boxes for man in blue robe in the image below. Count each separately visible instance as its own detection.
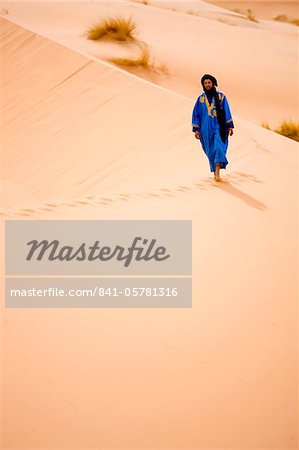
[192,74,234,181]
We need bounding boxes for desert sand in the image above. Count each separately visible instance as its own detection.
[0,1,298,448]
[206,0,298,20]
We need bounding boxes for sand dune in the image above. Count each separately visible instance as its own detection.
[0,15,298,450]
[0,0,297,127]
[206,0,298,20]
[0,17,266,215]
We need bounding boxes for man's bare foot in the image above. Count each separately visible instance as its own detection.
[214,175,222,182]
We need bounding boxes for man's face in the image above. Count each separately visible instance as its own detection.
[203,79,213,90]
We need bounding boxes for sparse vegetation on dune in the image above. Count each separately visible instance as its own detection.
[86,16,136,42]
[246,8,258,23]
[261,121,271,130]
[110,42,150,68]
[85,15,168,74]
[110,42,169,74]
[262,120,299,142]
[290,19,299,26]
[273,14,299,26]
[274,14,288,22]
[275,121,299,141]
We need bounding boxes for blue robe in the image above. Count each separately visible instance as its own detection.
[192,91,234,173]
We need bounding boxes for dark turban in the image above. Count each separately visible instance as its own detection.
[200,73,227,143]
[201,74,218,87]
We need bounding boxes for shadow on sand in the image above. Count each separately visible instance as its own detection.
[213,179,267,210]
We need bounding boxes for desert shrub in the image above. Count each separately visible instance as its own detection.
[262,120,299,142]
[273,15,299,26]
[87,16,136,42]
[246,9,258,22]
[275,120,299,141]
[261,121,270,130]
[110,42,150,67]
[274,14,288,22]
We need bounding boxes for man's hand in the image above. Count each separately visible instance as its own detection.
[194,131,200,139]
[228,128,234,136]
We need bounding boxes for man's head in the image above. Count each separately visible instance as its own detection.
[201,74,218,91]
[203,79,213,90]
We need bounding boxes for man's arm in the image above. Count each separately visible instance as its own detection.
[222,95,234,135]
[192,98,201,139]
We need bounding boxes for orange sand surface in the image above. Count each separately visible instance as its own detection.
[206,0,298,20]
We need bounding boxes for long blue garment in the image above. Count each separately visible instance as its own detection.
[192,91,234,173]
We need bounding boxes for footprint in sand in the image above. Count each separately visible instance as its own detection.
[194,183,205,190]
[118,194,131,199]
[233,172,262,183]
[159,189,175,197]
[177,185,190,191]
[95,201,110,205]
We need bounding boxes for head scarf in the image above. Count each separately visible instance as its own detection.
[201,74,227,143]
[201,74,218,88]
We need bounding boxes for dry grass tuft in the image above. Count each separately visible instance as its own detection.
[274,14,288,22]
[156,63,169,75]
[275,120,299,141]
[87,16,136,42]
[262,120,299,142]
[273,14,299,26]
[110,42,150,68]
[246,8,258,22]
[261,121,271,130]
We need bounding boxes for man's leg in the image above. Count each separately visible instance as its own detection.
[214,163,221,181]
